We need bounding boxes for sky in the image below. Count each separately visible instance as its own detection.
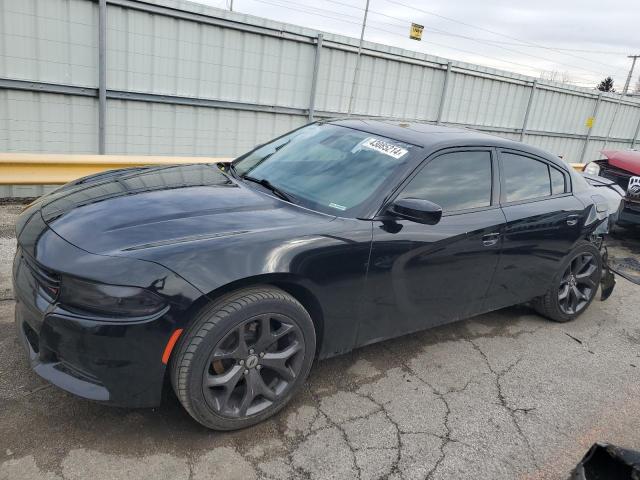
[189,0,639,91]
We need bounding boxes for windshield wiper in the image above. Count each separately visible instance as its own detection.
[243,139,292,173]
[217,162,240,178]
[242,176,294,203]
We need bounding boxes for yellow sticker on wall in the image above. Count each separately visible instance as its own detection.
[410,23,424,41]
[585,116,595,128]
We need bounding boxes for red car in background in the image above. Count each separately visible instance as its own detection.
[584,150,640,226]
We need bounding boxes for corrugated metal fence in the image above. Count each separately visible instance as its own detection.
[2,0,640,197]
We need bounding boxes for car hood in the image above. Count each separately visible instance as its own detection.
[602,150,640,176]
[36,164,333,255]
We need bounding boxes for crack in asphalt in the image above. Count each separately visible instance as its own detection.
[309,389,367,480]
[388,338,539,480]
[387,354,520,478]
[382,340,539,479]
[379,344,455,480]
[277,398,315,480]
[467,339,540,472]
[284,367,419,480]
[461,325,545,342]
[355,391,404,480]
[380,340,531,479]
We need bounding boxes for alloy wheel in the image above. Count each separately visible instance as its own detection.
[202,314,305,418]
[558,253,599,315]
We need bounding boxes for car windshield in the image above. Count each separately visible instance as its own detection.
[232,123,418,215]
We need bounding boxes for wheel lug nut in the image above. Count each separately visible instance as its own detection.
[259,352,264,358]
[257,365,262,370]
[239,360,244,365]
[249,349,255,354]
[244,369,249,375]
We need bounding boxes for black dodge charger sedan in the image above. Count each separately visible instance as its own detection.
[13,120,615,430]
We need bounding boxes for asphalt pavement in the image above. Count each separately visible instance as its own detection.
[1,202,639,480]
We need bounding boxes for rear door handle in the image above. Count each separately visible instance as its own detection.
[482,232,500,247]
[566,215,580,226]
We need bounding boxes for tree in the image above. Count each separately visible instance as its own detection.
[597,77,615,92]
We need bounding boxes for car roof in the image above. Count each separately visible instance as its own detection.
[326,118,568,170]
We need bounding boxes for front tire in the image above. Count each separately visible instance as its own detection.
[533,242,602,323]
[170,286,316,430]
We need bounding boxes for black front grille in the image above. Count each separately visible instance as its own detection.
[600,166,632,191]
[21,253,60,300]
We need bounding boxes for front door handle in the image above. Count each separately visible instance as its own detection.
[566,215,580,226]
[482,232,500,247]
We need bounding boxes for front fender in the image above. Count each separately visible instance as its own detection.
[125,220,374,359]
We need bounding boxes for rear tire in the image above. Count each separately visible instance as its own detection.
[170,286,316,430]
[532,242,602,323]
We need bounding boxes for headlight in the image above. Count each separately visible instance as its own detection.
[59,276,167,317]
[584,162,601,176]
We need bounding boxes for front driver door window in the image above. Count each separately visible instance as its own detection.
[397,151,492,212]
[359,149,506,347]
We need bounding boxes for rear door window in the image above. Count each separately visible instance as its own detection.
[550,166,567,195]
[501,153,551,202]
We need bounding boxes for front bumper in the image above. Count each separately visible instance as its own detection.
[13,249,175,407]
[12,209,203,408]
[14,294,171,408]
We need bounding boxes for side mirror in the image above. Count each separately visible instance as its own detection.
[389,198,443,225]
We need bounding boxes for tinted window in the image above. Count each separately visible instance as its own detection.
[502,153,551,202]
[233,124,417,215]
[550,167,566,195]
[399,151,492,212]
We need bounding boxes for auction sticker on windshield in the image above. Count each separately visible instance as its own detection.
[362,138,408,159]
